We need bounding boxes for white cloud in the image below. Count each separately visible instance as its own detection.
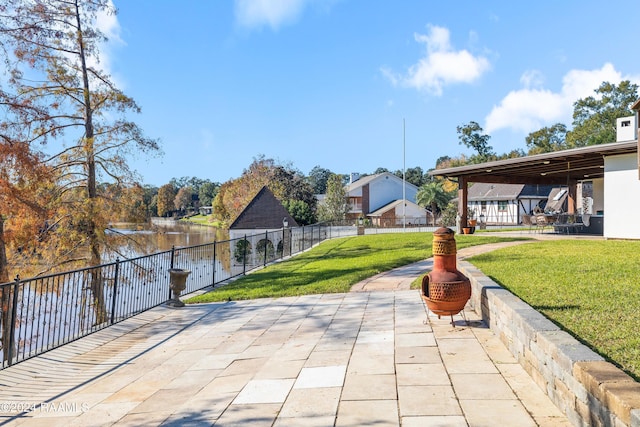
[234,0,307,30]
[383,24,491,96]
[90,1,124,78]
[485,63,637,134]
[520,70,544,88]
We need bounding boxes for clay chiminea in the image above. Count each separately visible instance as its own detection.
[421,227,471,323]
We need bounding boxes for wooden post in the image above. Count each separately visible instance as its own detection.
[458,177,468,229]
[567,179,577,214]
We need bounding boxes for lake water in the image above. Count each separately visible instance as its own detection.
[107,221,228,259]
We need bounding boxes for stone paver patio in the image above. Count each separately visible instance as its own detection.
[0,286,570,426]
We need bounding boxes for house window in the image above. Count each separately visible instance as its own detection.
[498,201,508,212]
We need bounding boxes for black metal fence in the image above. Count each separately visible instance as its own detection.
[0,223,337,369]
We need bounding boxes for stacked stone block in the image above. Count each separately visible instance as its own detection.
[459,261,640,427]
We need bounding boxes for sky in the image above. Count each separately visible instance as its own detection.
[99,0,640,187]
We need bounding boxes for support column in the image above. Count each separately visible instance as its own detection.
[567,179,577,214]
[457,177,468,232]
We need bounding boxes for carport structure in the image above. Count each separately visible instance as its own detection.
[428,140,637,228]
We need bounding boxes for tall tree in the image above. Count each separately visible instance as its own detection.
[198,181,219,208]
[307,166,332,194]
[566,80,639,147]
[416,181,451,226]
[174,186,193,214]
[0,138,53,362]
[317,174,349,222]
[0,0,159,281]
[456,121,495,163]
[526,123,569,154]
[157,184,176,217]
[394,166,426,187]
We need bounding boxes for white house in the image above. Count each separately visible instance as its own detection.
[367,199,430,227]
[464,183,554,225]
[603,110,639,239]
[345,172,419,222]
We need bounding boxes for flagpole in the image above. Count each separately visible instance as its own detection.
[403,118,406,231]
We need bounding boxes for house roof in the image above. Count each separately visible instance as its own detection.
[466,183,554,201]
[229,186,299,230]
[429,141,637,184]
[368,199,426,217]
[345,172,419,192]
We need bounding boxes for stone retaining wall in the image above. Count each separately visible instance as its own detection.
[458,261,640,427]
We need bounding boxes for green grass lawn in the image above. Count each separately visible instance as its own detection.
[468,239,640,381]
[181,214,223,227]
[186,232,525,302]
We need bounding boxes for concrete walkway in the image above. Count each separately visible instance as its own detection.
[0,237,574,426]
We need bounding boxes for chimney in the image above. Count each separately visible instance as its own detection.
[350,173,360,184]
[616,116,637,142]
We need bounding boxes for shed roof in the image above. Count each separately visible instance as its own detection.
[368,199,426,217]
[345,172,419,193]
[229,186,299,230]
[429,141,637,184]
[466,183,554,201]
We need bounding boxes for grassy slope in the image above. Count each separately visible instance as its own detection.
[468,239,640,381]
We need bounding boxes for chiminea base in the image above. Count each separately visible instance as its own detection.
[421,275,471,326]
[422,295,469,325]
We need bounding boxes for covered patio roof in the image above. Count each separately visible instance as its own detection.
[429,141,637,185]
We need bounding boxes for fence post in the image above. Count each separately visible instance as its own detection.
[212,241,217,286]
[302,226,305,251]
[264,230,268,267]
[110,259,120,325]
[7,276,20,366]
[169,246,176,300]
[243,235,247,275]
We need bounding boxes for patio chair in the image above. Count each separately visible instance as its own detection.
[534,214,551,233]
[522,214,535,233]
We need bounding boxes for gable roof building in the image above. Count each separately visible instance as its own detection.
[464,183,554,225]
[229,186,298,230]
[345,172,419,220]
[368,199,430,226]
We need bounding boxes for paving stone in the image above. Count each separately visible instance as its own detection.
[279,387,341,417]
[396,363,450,386]
[436,338,498,374]
[341,374,397,400]
[211,403,281,426]
[304,350,352,367]
[294,365,347,389]
[336,400,399,427]
[345,351,394,375]
[450,373,516,400]
[254,358,305,379]
[396,332,436,347]
[232,379,295,404]
[459,399,537,427]
[197,373,252,394]
[397,385,462,416]
[401,415,467,427]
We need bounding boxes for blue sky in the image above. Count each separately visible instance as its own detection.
[101,1,640,187]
